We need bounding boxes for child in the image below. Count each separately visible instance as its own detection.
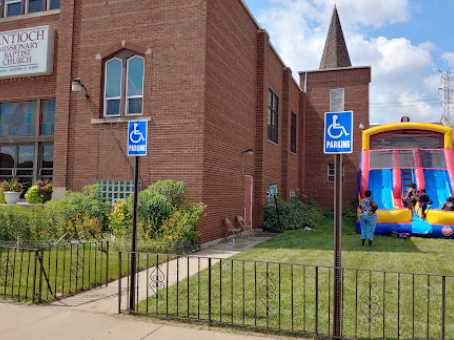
[418,189,432,219]
[404,183,417,209]
[442,196,454,211]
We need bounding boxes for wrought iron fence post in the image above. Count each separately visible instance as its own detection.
[105,241,109,287]
[118,251,122,314]
[38,250,43,303]
[441,276,446,340]
[208,257,212,325]
[32,250,39,303]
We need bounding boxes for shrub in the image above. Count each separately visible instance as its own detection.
[47,185,110,240]
[0,205,50,241]
[109,199,131,238]
[1,179,22,192]
[138,191,174,237]
[148,179,185,207]
[25,185,43,204]
[0,189,5,204]
[161,202,206,249]
[263,198,325,231]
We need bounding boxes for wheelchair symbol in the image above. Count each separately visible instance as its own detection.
[327,115,350,139]
[129,122,145,144]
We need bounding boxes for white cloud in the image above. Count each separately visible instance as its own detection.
[442,52,454,68]
[254,0,442,124]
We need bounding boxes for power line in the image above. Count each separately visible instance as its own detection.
[440,70,454,126]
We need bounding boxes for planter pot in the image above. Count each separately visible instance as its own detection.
[4,191,21,204]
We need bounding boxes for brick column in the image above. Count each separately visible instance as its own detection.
[280,67,291,200]
[253,30,267,228]
[53,0,76,198]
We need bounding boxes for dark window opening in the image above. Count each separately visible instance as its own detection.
[290,112,297,153]
[267,89,279,143]
[0,98,54,186]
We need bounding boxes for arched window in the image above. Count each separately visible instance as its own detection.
[104,58,122,117]
[103,50,144,117]
[126,56,144,115]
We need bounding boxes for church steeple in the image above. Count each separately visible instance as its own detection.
[319,6,352,69]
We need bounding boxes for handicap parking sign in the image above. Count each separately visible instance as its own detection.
[127,119,148,156]
[324,111,353,154]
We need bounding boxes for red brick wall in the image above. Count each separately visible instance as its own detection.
[262,45,284,200]
[300,67,371,207]
[287,78,301,198]
[202,0,257,241]
[53,0,208,205]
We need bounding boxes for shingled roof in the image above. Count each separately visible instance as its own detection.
[319,6,352,69]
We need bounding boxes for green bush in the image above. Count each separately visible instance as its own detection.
[0,205,50,241]
[148,179,185,207]
[0,190,5,204]
[263,198,325,231]
[46,185,110,240]
[109,180,203,250]
[25,185,43,204]
[161,202,206,249]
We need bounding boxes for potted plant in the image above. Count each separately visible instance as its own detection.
[1,179,23,204]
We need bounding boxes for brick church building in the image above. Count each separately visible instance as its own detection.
[0,1,370,242]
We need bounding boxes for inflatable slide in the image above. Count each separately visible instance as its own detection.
[358,122,454,238]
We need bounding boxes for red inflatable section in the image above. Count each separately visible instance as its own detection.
[413,149,425,190]
[444,149,454,191]
[392,150,402,208]
[360,151,369,199]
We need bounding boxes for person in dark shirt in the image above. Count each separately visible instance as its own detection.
[442,196,454,211]
[359,190,378,246]
[418,189,432,219]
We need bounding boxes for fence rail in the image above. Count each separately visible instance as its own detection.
[119,252,454,339]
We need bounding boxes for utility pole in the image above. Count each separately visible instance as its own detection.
[440,70,454,127]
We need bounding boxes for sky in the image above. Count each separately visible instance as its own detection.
[243,0,454,124]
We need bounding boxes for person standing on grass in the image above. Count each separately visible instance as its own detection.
[359,190,378,247]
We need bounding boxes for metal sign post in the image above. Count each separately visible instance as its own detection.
[127,119,148,313]
[324,111,353,339]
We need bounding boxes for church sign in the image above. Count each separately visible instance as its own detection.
[0,25,54,79]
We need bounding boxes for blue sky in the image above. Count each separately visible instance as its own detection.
[243,0,454,124]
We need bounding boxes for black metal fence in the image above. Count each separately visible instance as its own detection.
[119,252,454,339]
[0,241,111,303]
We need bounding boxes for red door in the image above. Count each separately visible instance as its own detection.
[243,175,253,228]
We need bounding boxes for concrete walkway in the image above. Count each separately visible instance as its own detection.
[0,303,288,340]
[1,234,291,340]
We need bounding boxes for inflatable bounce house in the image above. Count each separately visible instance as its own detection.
[358,122,454,238]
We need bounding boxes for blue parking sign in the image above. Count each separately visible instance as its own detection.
[324,111,353,154]
[127,119,148,156]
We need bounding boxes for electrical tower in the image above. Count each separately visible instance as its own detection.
[440,70,454,127]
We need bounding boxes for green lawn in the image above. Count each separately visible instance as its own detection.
[138,219,454,339]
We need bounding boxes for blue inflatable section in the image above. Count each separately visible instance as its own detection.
[423,169,452,209]
[368,169,394,209]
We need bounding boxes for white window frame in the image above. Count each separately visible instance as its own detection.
[4,0,22,17]
[103,57,123,117]
[27,0,46,13]
[125,55,145,116]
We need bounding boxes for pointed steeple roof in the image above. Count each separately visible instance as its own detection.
[319,6,352,69]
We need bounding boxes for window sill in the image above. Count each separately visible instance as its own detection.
[0,9,61,23]
[91,116,151,125]
[266,139,279,146]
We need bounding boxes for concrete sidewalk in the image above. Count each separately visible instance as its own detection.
[0,303,287,340]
